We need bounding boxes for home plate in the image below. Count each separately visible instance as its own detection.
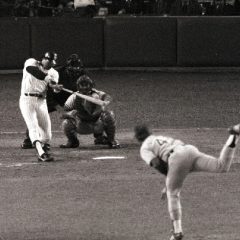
[92,156,125,160]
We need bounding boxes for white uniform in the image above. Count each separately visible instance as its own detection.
[19,58,59,145]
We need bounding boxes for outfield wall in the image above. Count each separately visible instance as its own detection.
[104,17,177,67]
[1,16,240,69]
[0,18,30,69]
[177,17,240,67]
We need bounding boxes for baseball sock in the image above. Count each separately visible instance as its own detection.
[173,220,182,234]
[218,135,239,172]
[226,134,238,148]
[35,141,45,156]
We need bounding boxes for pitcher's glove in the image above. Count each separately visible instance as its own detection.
[150,157,168,176]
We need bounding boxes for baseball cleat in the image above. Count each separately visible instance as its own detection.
[60,140,79,148]
[94,135,109,145]
[109,140,120,149]
[43,143,51,153]
[21,138,33,149]
[228,124,240,135]
[38,153,54,162]
[169,232,183,240]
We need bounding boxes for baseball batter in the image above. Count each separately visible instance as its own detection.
[21,53,86,149]
[134,124,240,240]
[19,52,61,162]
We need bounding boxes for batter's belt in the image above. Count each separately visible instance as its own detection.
[24,93,45,98]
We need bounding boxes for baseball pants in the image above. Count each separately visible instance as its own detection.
[166,143,235,221]
[19,96,52,144]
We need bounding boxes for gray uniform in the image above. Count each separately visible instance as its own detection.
[140,133,236,227]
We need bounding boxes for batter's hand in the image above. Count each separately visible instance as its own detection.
[44,74,54,84]
[52,84,63,93]
[48,79,63,92]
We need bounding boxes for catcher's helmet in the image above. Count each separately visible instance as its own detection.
[77,75,95,94]
[134,124,151,142]
[42,51,58,65]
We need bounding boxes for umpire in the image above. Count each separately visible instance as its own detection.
[21,53,86,149]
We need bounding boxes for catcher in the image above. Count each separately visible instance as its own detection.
[21,53,86,149]
[60,74,120,149]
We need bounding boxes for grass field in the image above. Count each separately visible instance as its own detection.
[1,71,240,240]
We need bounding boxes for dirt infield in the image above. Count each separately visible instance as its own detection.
[2,70,240,132]
[1,71,240,240]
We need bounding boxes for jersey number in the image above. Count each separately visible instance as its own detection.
[156,139,167,146]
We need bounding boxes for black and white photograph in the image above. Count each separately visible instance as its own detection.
[1,0,240,239]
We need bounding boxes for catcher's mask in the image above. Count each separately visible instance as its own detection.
[77,75,95,95]
[134,124,151,142]
[66,54,84,77]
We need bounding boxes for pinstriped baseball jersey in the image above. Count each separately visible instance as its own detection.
[19,57,59,145]
[20,58,59,96]
[140,135,184,165]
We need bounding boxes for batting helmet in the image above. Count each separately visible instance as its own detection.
[77,75,95,94]
[134,124,151,142]
[42,51,58,66]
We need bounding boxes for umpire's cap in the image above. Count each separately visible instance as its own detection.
[42,52,58,65]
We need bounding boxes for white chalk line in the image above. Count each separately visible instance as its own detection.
[0,162,38,168]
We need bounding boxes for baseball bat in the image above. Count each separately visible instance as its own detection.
[62,87,109,107]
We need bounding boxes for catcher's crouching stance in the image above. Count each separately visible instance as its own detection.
[60,75,120,149]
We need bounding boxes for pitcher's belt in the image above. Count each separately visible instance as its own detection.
[166,144,185,161]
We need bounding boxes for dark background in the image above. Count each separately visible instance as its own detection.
[2,17,240,69]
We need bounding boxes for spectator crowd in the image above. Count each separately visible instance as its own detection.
[0,0,239,17]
